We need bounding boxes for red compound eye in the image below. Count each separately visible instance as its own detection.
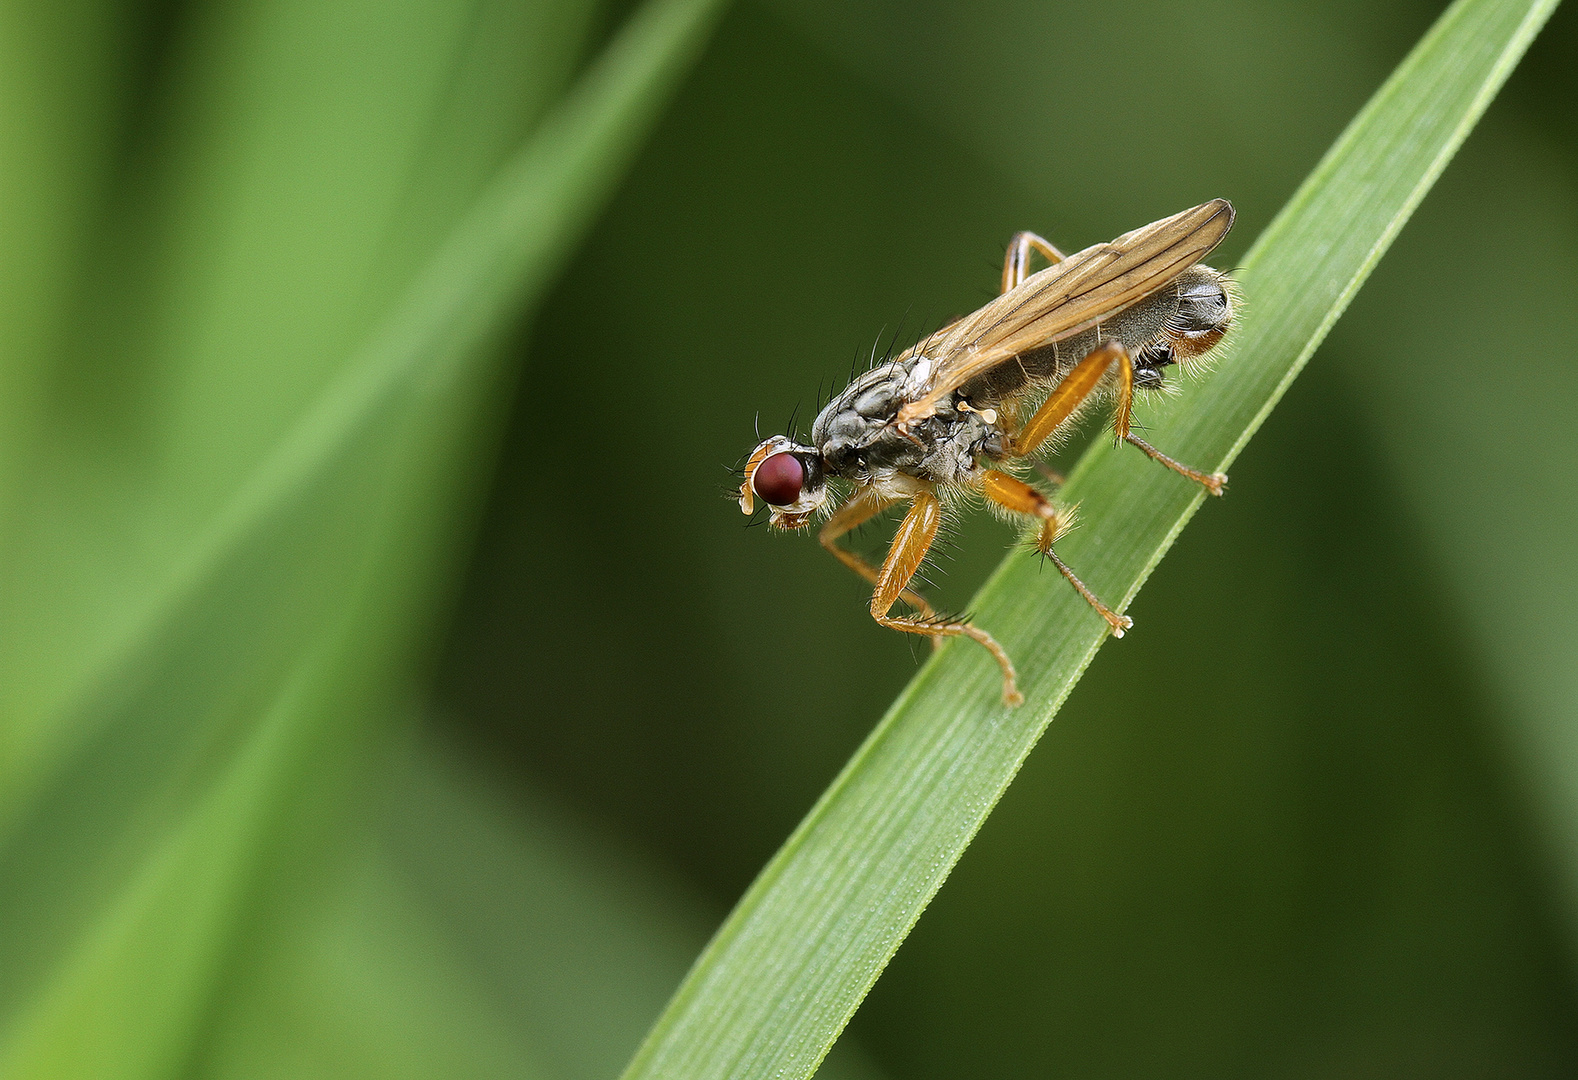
[753,452,805,506]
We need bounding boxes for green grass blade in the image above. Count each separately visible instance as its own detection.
[620,1,1560,1078]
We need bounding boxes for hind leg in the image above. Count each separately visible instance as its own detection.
[979,469,1132,637]
[1008,339,1227,496]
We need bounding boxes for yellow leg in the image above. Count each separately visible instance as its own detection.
[980,470,1132,637]
[1007,339,1225,495]
[872,492,1022,707]
[1007,339,1133,457]
[1124,433,1228,496]
[1001,231,1067,293]
[819,487,934,617]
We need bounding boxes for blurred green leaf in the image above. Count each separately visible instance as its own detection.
[1325,79,1578,939]
[619,1,1560,1077]
[200,732,887,1080]
[0,0,728,1075]
[0,0,509,800]
[0,0,133,500]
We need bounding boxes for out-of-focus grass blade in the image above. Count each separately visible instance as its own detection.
[620,2,1559,1078]
[0,0,494,798]
[1326,85,1578,937]
[0,0,728,1076]
[0,0,133,499]
[200,733,887,1080]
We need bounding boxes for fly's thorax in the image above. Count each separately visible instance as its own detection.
[811,357,925,440]
[812,357,1002,486]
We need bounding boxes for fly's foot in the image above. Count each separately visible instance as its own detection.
[1124,433,1228,496]
[1043,548,1132,639]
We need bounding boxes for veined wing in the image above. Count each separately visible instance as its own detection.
[897,199,1234,423]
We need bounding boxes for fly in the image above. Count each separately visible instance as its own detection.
[738,200,1237,706]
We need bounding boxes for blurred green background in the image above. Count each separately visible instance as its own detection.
[2,0,1576,1076]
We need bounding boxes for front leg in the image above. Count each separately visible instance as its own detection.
[872,492,1022,707]
[819,487,934,618]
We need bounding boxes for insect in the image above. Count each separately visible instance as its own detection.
[738,200,1237,706]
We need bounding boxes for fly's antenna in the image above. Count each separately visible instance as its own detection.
[721,458,755,511]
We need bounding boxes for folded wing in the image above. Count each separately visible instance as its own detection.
[897,199,1235,423]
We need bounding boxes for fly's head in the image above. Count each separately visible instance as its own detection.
[739,435,828,528]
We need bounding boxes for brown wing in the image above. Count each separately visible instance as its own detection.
[897,199,1235,423]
